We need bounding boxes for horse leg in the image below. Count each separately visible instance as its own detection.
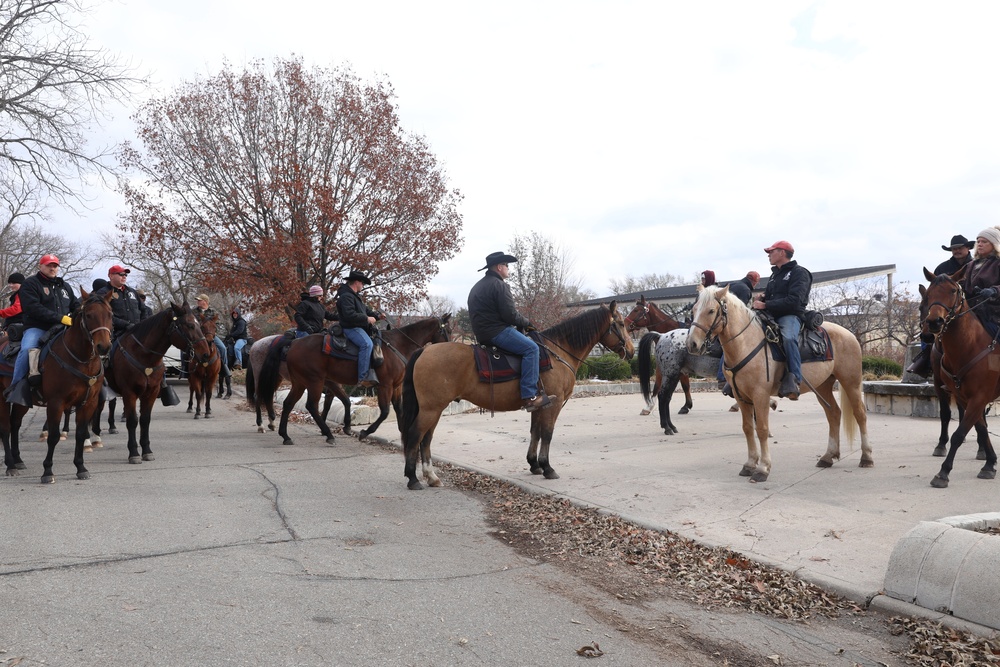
[933,393,953,457]
[73,407,93,480]
[41,405,66,484]
[842,377,873,468]
[750,398,772,483]
[139,397,155,461]
[736,402,760,477]
[932,400,985,488]
[108,397,118,434]
[358,386,391,439]
[9,408,26,470]
[124,394,142,464]
[303,385,335,444]
[529,411,559,479]
[420,423,443,487]
[61,410,70,440]
[814,377,843,468]
[204,382,213,418]
[186,384,194,413]
[404,410,440,490]
[278,384,305,446]
[255,402,265,433]
[677,373,693,414]
[975,407,988,460]
[90,397,104,448]
[657,376,680,435]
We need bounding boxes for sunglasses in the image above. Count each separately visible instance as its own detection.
[114,272,128,277]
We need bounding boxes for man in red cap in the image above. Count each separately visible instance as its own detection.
[104,264,146,339]
[3,254,80,406]
[752,241,812,400]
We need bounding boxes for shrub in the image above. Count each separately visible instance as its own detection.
[861,355,902,377]
[580,353,633,382]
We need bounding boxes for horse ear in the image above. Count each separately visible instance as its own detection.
[80,286,90,299]
[918,284,927,297]
[922,267,935,282]
[639,295,646,304]
[608,300,617,312]
[951,264,969,282]
[697,284,705,293]
[718,285,730,299]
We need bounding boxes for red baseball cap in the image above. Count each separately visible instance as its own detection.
[764,240,794,254]
[108,265,131,276]
[39,254,60,266]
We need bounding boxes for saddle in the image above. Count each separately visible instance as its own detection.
[319,323,383,367]
[472,335,553,384]
[759,314,833,363]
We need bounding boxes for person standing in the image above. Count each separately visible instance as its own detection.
[1,272,25,328]
[468,251,555,412]
[752,241,812,400]
[337,271,382,387]
[935,234,975,276]
[4,254,80,406]
[294,285,338,338]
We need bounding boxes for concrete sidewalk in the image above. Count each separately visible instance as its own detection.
[384,388,1000,633]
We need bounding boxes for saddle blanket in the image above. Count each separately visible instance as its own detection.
[473,343,553,383]
[767,326,834,364]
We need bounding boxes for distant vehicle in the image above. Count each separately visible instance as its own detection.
[164,346,184,378]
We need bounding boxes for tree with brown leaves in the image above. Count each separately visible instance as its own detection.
[114,57,463,314]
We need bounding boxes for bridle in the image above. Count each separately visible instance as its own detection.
[925,280,967,336]
[625,304,649,332]
[48,298,111,401]
[61,298,112,364]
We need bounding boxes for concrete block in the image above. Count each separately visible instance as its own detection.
[952,538,1000,629]
[914,527,983,615]
[884,521,953,602]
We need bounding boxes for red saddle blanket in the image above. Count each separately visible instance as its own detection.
[473,344,553,383]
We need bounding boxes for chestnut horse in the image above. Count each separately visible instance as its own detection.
[624,295,694,415]
[920,267,998,488]
[400,303,634,490]
[186,312,222,419]
[256,315,453,445]
[1,288,114,483]
[686,286,871,483]
[102,303,212,464]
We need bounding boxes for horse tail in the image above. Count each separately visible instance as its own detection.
[244,344,257,406]
[840,380,859,448]
[638,332,661,404]
[256,336,293,412]
[400,346,425,451]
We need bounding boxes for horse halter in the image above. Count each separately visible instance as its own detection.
[604,316,631,357]
[689,297,728,343]
[625,304,649,332]
[72,298,113,361]
[926,280,966,334]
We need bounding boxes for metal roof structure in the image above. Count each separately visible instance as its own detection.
[569,264,897,309]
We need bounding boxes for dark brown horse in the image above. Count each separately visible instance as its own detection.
[920,267,998,488]
[102,303,212,464]
[256,315,453,445]
[623,296,694,416]
[1,288,114,483]
[187,312,222,418]
[400,303,634,490]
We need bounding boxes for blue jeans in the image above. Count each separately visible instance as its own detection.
[213,336,230,376]
[491,327,540,400]
[295,330,310,339]
[777,315,803,382]
[344,327,373,382]
[12,327,45,384]
[233,339,246,365]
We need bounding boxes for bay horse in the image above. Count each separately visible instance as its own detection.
[686,286,871,483]
[637,329,722,435]
[624,295,694,415]
[186,312,222,418]
[920,267,998,488]
[0,288,114,483]
[400,303,634,490]
[256,315,453,446]
[244,334,347,434]
[102,303,212,464]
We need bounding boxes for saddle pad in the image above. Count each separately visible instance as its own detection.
[322,333,355,360]
[767,326,834,364]
[473,344,553,384]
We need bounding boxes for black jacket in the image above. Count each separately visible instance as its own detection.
[726,277,755,305]
[468,269,531,343]
[107,284,145,337]
[19,272,80,330]
[763,261,812,319]
[229,312,248,340]
[336,284,377,331]
[934,254,973,277]
[295,296,337,334]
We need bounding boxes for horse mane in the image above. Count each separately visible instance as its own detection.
[129,306,174,339]
[698,285,755,320]
[542,304,611,349]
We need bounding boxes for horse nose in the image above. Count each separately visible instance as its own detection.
[920,332,935,344]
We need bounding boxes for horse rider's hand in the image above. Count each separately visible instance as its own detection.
[980,287,999,300]
[525,323,537,332]
[367,316,377,325]
[61,315,72,326]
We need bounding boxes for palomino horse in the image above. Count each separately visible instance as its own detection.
[102,303,212,464]
[920,267,998,488]
[256,315,453,445]
[400,303,634,490]
[624,295,694,415]
[686,286,871,483]
[0,288,114,483]
[245,334,347,434]
[186,312,222,418]
[637,329,722,435]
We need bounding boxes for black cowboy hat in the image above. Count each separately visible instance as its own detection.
[343,270,372,285]
[943,234,975,251]
[479,251,518,271]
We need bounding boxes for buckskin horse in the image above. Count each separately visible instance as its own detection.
[624,295,694,416]
[256,315,453,445]
[920,267,998,488]
[400,303,634,490]
[101,303,211,464]
[686,286,871,483]
[1,288,114,483]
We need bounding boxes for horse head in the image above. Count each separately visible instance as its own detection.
[435,313,453,343]
[687,285,732,354]
[623,296,650,332]
[921,269,965,341]
[601,301,635,359]
[77,287,114,357]
[169,302,212,363]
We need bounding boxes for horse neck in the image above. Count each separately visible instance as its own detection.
[544,314,612,370]
[136,312,175,356]
[61,321,96,362]
[648,310,680,333]
[942,305,993,350]
[716,302,764,359]
[387,320,438,355]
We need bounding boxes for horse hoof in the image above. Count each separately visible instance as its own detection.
[128,456,142,464]
[930,475,949,488]
[282,439,294,446]
[358,429,370,439]
[14,462,26,470]
[6,468,22,477]
[750,471,769,483]
[268,424,276,431]
[543,470,560,480]
[60,432,68,441]
[108,427,118,434]
[769,400,777,411]
[678,406,690,415]
[326,437,335,444]
[859,459,875,469]
[142,453,155,461]
[343,428,353,436]
[77,471,90,480]
[739,466,754,477]
[407,480,424,490]
[91,439,103,448]
[639,408,651,416]
[816,458,833,468]
[977,449,987,461]
[257,426,264,433]
[204,413,212,419]
[194,414,200,419]
[83,445,93,454]
[932,446,946,457]
[41,475,55,484]
[529,466,544,475]
[978,468,997,480]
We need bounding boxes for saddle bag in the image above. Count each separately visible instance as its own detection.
[803,310,824,330]
[371,331,384,369]
[5,323,23,342]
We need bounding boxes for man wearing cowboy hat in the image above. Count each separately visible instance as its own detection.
[336,270,383,387]
[468,251,555,412]
[934,234,975,276]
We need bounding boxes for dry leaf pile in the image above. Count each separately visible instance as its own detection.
[889,616,1000,665]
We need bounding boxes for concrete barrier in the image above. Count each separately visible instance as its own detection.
[863,380,940,418]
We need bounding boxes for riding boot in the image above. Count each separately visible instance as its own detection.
[778,373,800,401]
[905,348,931,378]
[217,384,224,399]
[721,382,734,398]
[224,376,232,399]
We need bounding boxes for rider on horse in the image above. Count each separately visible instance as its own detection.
[337,270,383,388]
[103,265,146,339]
[960,227,1000,335]
[194,294,231,380]
[294,285,338,338]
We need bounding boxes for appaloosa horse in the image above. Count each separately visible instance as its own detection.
[624,295,694,416]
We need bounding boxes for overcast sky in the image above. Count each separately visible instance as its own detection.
[61,0,1000,307]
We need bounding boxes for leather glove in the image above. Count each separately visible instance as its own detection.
[60,315,73,326]
[524,323,537,332]
[980,287,999,300]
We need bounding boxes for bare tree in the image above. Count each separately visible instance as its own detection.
[608,273,686,295]
[0,0,142,228]
[0,222,91,294]
[506,232,588,328]
[811,278,920,357]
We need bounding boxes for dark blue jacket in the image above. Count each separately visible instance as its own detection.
[19,272,80,330]
[467,269,531,343]
[336,284,377,331]
[763,261,812,319]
